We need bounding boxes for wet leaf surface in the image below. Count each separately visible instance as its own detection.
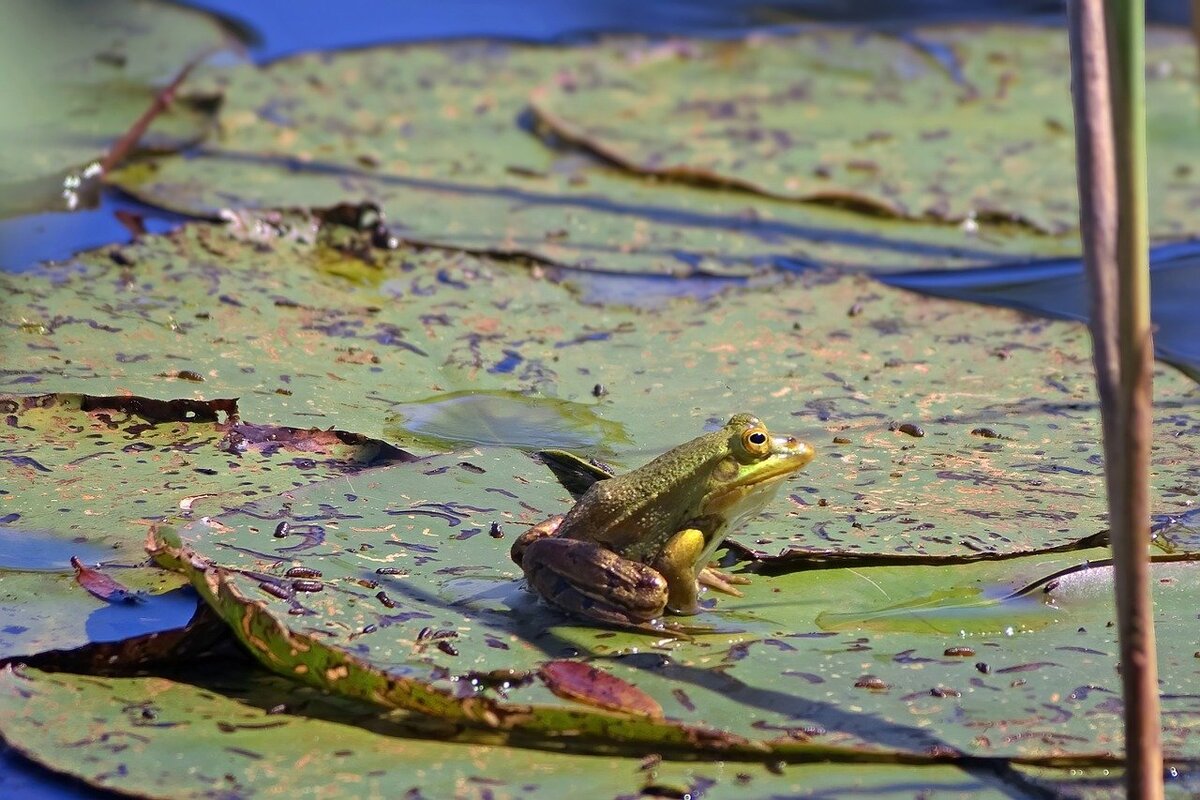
[148,447,1200,761]
[530,27,1199,236]
[5,213,1197,565]
[107,38,1082,275]
[1,664,1122,800]
[387,390,631,455]
[0,391,411,658]
[0,0,234,218]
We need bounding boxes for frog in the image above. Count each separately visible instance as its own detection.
[510,413,814,630]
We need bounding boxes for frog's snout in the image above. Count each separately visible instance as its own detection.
[775,435,815,468]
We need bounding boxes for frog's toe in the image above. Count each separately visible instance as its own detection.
[698,567,749,597]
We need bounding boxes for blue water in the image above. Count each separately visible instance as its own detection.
[83,586,200,643]
[189,0,1071,62]
[0,191,195,273]
[0,527,113,571]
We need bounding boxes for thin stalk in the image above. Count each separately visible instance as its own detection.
[1193,0,1200,74]
[1069,1,1163,797]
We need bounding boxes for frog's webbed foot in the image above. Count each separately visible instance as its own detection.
[518,536,670,626]
[698,566,750,598]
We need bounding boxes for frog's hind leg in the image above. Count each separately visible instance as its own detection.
[519,537,669,625]
[510,515,565,567]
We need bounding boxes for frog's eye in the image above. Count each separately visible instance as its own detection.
[741,426,771,456]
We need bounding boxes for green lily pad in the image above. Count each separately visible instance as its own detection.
[107,38,1082,274]
[529,26,1199,236]
[0,391,411,659]
[1,665,1120,799]
[385,390,631,455]
[4,213,1197,563]
[148,449,1200,762]
[0,0,234,217]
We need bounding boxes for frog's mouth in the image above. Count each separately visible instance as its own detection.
[706,442,815,515]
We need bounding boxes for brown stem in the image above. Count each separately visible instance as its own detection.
[1069,2,1163,797]
[98,51,211,176]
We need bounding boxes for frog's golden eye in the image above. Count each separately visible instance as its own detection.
[741,426,770,456]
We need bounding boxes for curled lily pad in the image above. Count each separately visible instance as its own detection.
[147,447,1200,762]
[0,391,410,659]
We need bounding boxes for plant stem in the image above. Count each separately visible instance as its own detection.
[1069,1,1163,796]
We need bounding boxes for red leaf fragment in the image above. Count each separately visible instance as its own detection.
[537,660,663,719]
[69,556,140,604]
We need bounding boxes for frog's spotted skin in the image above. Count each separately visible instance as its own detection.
[511,414,814,629]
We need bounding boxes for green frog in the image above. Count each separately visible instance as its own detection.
[511,413,814,630]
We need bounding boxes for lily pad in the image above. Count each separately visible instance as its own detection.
[529,26,1199,236]
[882,240,1200,383]
[0,391,410,659]
[385,390,631,455]
[0,665,1109,799]
[0,0,235,218]
[4,213,1198,563]
[107,38,1082,275]
[148,449,1200,762]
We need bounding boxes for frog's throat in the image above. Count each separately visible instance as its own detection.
[703,466,795,517]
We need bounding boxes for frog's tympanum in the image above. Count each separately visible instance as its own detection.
[511,414,814,629]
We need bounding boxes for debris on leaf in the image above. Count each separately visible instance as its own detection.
[70,557,141,604]
[537,660,664,719]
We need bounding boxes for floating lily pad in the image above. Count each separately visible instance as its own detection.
[108,38,1082,275]
[148,449,1200,762]
[530,26,1199,236]
[0,665,1112,799]
[0,391,410,659]
[0,0,234,218]
[385,390,631,455]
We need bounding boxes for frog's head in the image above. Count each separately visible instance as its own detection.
[701,413,814,527]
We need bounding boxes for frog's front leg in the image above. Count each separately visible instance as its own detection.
[515,535,670,625]
[654,529,751,613]
[652,528,709,614]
